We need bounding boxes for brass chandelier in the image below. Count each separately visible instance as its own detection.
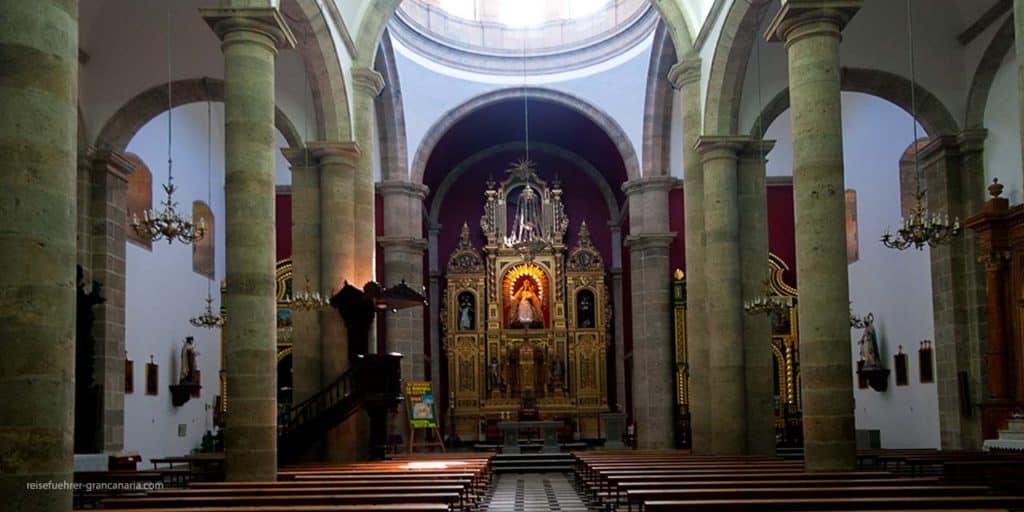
[880,0,959,251]
[189,98,224,329]
[743,278,791,316]
[190,296,224,329]
[132,2,205,246]
[287,276,330,311]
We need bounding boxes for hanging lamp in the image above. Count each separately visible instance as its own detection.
[190,97,224,329]
[133,1,205,245]
[881,0,959,250]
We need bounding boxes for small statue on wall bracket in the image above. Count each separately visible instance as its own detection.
[170,336,201,407]
[853,311,890,392]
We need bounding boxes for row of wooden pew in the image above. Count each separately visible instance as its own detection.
[76,454,493,511]
[573,450,1024,511]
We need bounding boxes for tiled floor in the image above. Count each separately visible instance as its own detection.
[481,472,589,511]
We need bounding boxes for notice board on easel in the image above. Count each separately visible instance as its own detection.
[404,380,445,452]
[405,380,438,428]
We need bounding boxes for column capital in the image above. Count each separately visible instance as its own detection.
[667,57,701,90]
[625,232,676,251]
[622,176,678,197]
[696,136,775,163]
[308,140,361,167]
[200,7,297,50]
[764,0,862,44]
[91,148,137,183]
[280,148,314,169]
[377,180,429,200]
[352,66,386,97]
[377,236,428,254]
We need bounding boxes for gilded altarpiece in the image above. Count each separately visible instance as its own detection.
[443,168,610,441]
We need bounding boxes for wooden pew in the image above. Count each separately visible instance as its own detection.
[83,506,450,512]
[643,495,1024,512]
[100,492,462,509]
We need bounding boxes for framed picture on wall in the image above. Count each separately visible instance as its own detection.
[919,340,934,383]
[894,347,909,387]
[145,356,158,396]
[125,357,134,394]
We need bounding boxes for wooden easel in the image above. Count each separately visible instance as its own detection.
[406,399,446,453]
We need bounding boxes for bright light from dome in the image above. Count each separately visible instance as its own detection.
[439,0,611,28]
[438,0,475,20]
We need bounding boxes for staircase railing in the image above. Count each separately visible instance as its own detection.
[277,353,402,457]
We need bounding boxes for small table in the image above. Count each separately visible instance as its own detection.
[497,420,561,454]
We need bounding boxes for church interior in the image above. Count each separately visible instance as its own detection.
[5,0,1024,510]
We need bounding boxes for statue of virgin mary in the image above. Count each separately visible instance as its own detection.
[510,280,544,328]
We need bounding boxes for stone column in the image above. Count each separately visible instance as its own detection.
[0,1,78,506]
[738,140,776,456]
[378,180,429,381]
[609,224,627,409]
[427,225,443,407]
[624,177,677,449]
[309,141,362,462]
[766,0,861,471]
[89,149,136,454]
[351,67,385,287]
[669,56,711,453]
[1015,0,1024,173]
[696,137,746,455]
[202,7,295,481]
[309,142,359,381]
[919,131,988,449]
[282,148,321,404]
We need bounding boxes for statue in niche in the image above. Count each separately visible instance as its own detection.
[549,355,566,393]
[509,279,543,328]
[576,290,595,328]
[488,357,503,392]
[179,336,199,386]
[858,313,882,369]
[458,292,475,331]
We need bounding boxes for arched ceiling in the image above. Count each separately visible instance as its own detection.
[421,97,629,204]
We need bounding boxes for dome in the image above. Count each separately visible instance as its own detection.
[391,0,656,75]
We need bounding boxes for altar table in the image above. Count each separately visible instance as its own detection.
[497,420,561,454]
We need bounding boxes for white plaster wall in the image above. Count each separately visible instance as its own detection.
[669,89,684,178]
[124,104,291,465]
[392,32,652,179]
[764,92,940,449]
[983,52,1024,205]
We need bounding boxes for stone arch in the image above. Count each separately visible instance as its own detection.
[95,78,303,153]
[649,0,695,56]
[410,87,640,184]
[374,30,408,181]
[965,15,1014,129]
[282,0,354,141]
[747,68,960,139]
[641,21,677,177]
[427,142,622,225]
[704,0,773,135]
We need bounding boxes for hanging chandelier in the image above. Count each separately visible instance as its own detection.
[190,296,225,329]
[501,37,552,262]
[881,0,959,251]
[132,2,204,246]
[287,276,330,311]
[743,278,791,316]
[188,98,223,329]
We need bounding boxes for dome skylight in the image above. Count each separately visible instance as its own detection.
[438,0,611,28]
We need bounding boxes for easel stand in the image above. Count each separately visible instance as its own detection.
[407,399,446,453]
[408,425,446,453]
